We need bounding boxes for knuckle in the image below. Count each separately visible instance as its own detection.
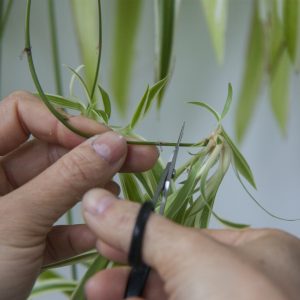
[57,148,94,195]
[5,90,33,103]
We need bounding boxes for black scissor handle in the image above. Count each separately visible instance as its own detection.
[124,201,154,298]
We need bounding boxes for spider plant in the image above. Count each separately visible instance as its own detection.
[15,0,300,298]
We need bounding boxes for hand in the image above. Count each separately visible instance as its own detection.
[82,189,300,300]
[0,91,158,300]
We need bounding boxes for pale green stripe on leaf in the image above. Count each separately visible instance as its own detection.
[71,0,99,92]
[111,0,143,116]
[235,3,264,142]
[30,279,77,298]
[120,173,144,203]
[201,0,228,63]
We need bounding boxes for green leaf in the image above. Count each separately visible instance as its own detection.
[71,0,99,92]
[220,83,233,120]
[166,158,203,220]
[30,279,77,298]
[120,173,144,203]
[270,50,290,134]
[284,0,300,70]
[65,64,91,102]
[268,4,290,134]
[144,77,168,115]
[221,129,256,189]
[93,109,109,124]
[38,270,63,281]
[37,93,85,112]
[212,212,249,228]
[233,164,300,221]
[235,3,264,142]
[42,250,98,270]
[188,101,220,122]
[154,0,180,107]
[98,85,111,119]
[70,255,109,300]
[201,0,228,63]
[110,0,143,116]
[0,0,14,43]
[130,86,150,130]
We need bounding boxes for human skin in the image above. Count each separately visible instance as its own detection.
[82,189,300,300]
[0,91,158,300]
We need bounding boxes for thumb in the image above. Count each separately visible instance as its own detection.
[82,189,199,277]
[6,131,127,228]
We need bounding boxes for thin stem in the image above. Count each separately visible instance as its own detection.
[90,0,102,101]
[25,0,90,138]
[126,140,206,147]
[48,0,63,95]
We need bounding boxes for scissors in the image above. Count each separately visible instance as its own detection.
[124,123,185,298]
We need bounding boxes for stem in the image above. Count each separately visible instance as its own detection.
[25,0,90,138]
[90,0,102,101]
[126,140,206,147]
[48,0,63,95]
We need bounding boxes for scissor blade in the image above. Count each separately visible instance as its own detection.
[159,122,185,215]
[169,122,185,176]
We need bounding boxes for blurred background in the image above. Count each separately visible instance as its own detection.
[1,0,300,298]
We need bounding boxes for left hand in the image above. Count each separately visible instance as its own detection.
[0,91,158,299]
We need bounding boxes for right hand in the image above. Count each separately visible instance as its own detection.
[82,189,300,300]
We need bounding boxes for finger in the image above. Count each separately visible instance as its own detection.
[5,131,128,232]
[82,189,204,274]
[0,91,158,173]
[201,228,268,247]
[43,224,96,265]
[85,267,165,300]
[123,143,158,173]
[0,91,109,155]
[0,139,68,192]
[96,240,127,263]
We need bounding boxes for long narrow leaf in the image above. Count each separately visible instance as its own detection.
[71,0,99,92]
[30,279,77,298]
[42,250,98,270]
[37,93,85,111]
[120,173,144,203]
[130,86,150,130]
[284,0,300,70]
[235,3,264,142]
[154,0,180,107]
[111,0,143,115]
[98,85,111,118]
[220,83,233,120]
[70,255,109,300]
[188,101,220,122]
[201,0,228,63]
[221,129,256,189]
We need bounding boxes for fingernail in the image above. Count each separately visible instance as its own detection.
[84,195,115,216]
[91,132,126,163]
